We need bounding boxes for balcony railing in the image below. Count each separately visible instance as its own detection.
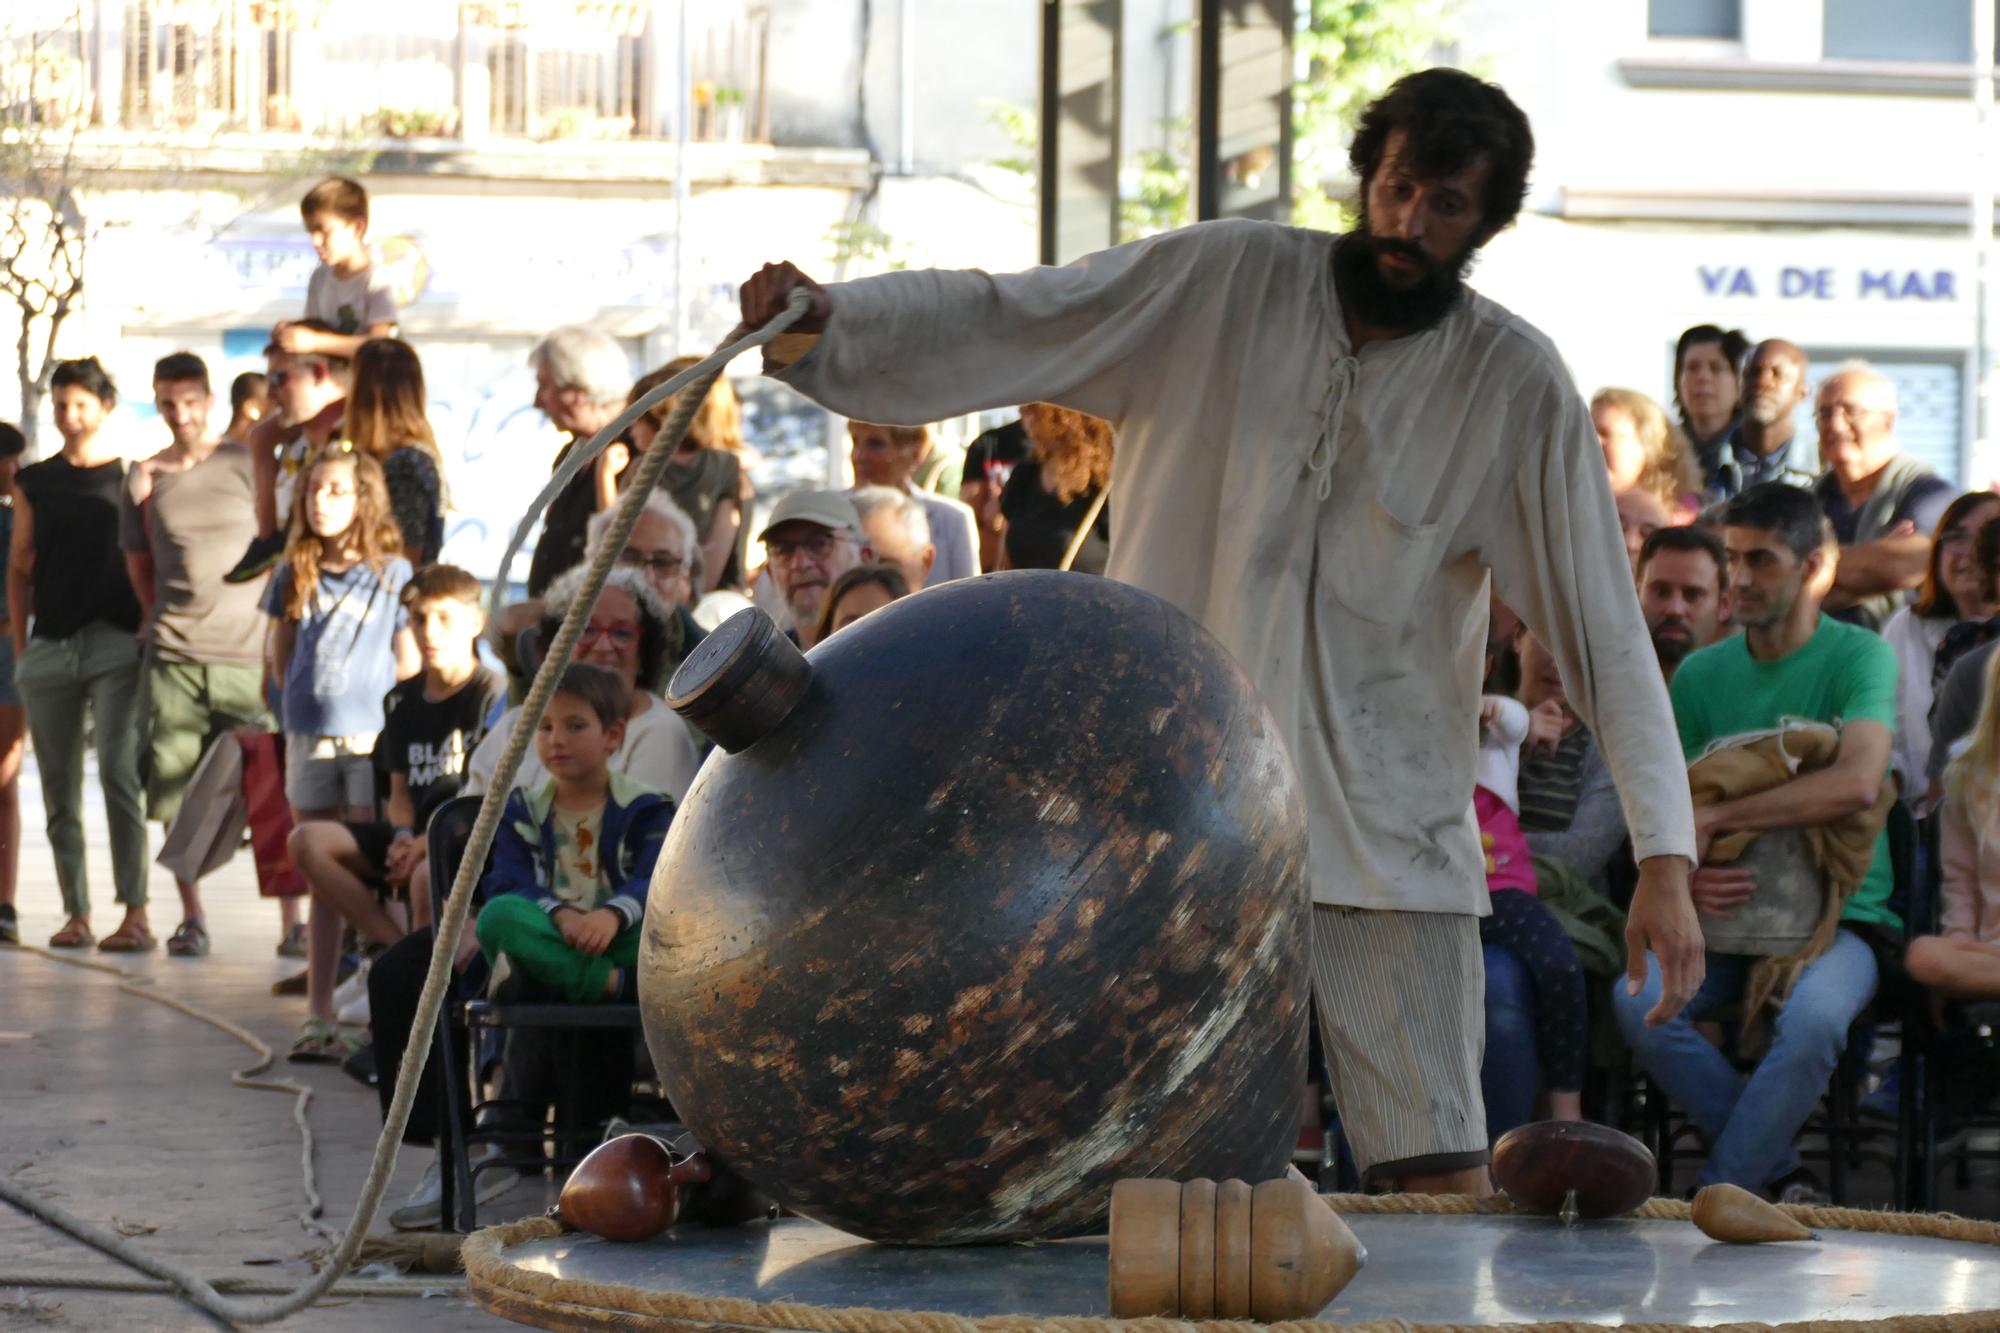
[3,0,770,143]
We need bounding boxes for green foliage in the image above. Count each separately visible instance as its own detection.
[1292,0,1463,228]
[826,218,910,272]
[982,100,1039,179]
[1118,119,1191,243]
[1112,0,1462,238]
[375,106,454,139]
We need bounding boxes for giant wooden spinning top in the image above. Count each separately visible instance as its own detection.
[641,574,1310,1244]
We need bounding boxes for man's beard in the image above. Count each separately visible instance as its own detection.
[1649,618,1696,667]
[1332,228,1475,334]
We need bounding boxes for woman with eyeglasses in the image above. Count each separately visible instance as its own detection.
[1887,491,2000,809]
[464,564,700,804]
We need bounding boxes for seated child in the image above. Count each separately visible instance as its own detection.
[1477,692,1589,1122]
[476,662,673,1003]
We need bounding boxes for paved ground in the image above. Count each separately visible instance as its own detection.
[0,754,533,1330]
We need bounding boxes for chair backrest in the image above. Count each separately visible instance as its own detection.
[1884,799,1928,941]
[426,793,491,924]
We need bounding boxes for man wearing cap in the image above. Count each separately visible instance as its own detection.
[757,490,873,649]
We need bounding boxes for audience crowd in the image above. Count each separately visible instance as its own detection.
[4,174,1997,1220]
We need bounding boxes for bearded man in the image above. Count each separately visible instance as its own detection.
[734,68,1703,1195]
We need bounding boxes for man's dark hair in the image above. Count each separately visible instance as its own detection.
[1721,482,1826,562]
[301,176,369,228]
[1638,523,1728,590]
[153,351,209,393]
[1674,325,1752,382]
[1348,68,1534,239]
[552,661,630,731]
[230,372,268,414]
[0,422,24,460]
[50,356,117,408]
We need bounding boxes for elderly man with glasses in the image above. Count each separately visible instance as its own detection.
[757,491,875,649]
[1811,362,1957,633]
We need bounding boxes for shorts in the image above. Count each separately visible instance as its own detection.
[0,636,17,708]
[1309,903,1488,1188]
[143,660,269,824]
[284,733,378,812]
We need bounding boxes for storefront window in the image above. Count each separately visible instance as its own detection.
[1647,0,1742,39]
[1823,0,2000,63]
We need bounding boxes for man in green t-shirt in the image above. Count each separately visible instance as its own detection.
[1614,482,1900,1204]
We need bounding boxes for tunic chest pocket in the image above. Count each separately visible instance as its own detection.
[1323,496,1444,627]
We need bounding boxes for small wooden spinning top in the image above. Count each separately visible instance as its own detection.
[1108,1177,1364,1321]
[1491,1120,1656,1222]
[1691,1183,1816,1244]
[557,1134,713,1241]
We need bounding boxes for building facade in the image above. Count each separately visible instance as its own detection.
[1461,0,1999,486]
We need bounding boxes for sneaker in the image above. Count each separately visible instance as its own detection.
[0,904,17,945]
[389,1151,514,1231]
[224,532,286,585]
[1768,1167,1830,1207]
[335,987,370,1028]
[332,956,373,1012]
[276,923,308,958]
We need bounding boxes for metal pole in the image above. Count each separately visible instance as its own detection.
[673,0,692,353]
[1975,0,1995,484]
[899,0,915,175]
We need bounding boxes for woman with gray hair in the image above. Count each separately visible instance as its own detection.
[526,325,632,597]
[465,563,701,801]
[584,491,710,680]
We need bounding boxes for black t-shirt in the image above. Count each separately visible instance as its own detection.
[377,666,506,827]
[17,454,142,639]
[527,441,598,597]
[999,458,1110,575]
[659,448,747,590]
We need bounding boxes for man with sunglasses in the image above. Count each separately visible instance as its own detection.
[1812,364,1955,632]
[757,491,874,649]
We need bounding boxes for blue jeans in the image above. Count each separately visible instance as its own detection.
[1612,928,1877,1190]
[1482,943,1540,1141]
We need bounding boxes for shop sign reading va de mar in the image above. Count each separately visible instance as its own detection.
[1699,265,1960,301]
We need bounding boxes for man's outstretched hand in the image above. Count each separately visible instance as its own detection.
[1625,855,1705,1027]
[740,262,832,334]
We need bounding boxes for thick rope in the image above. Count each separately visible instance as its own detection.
[0,292,813,1325]
[462,1194,2000,1333]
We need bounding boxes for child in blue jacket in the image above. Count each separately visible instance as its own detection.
[476,663,673,1002]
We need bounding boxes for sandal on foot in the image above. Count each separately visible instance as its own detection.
[166,919,210,958]
[98,921,157,953]
[276,923,308,958]
[288,1017,355,1063]
[48,920,95,949]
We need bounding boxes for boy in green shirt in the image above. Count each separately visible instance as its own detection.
[1614,482,1899,1202]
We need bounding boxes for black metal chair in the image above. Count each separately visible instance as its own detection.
[424,793,664,1232]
